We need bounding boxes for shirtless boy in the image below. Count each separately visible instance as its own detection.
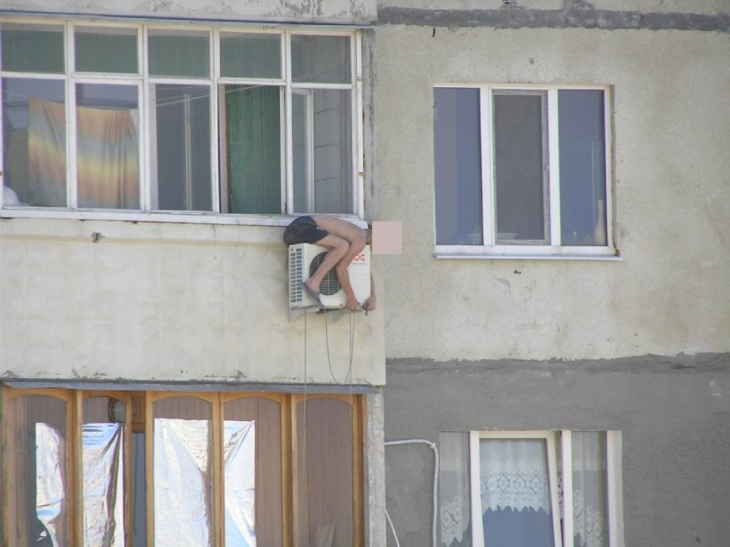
[283,215,376,312]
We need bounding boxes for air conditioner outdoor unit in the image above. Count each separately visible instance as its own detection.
[288,243,371,311]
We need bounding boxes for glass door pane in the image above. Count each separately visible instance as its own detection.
[224,397,283,546]
[5,394,69,546]
[153,396,213,547]
[82,396,126,547]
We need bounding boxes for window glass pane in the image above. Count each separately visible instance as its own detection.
[153,396,213,546]
[479,438,554,547]
[5,395,68,545]
[151,84,211,211]
[75,27,138,74]
[224,397,283,546]
[295,398,354,546]
[291,35,350,84]
[223,84,281,214]
[82,397,126,547]
[1,23,64,73]
[220,32,281,79]
[292,88,352,214]
[571,432,609,547]
[2,78,66,207]
[76,83,139,209]
[148,30,209,78]
[433,88,483,245]
[440,432,472,547]
[493,92,548,244]
[559,90,607,246]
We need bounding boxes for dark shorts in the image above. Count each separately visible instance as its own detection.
[283,216,329,245]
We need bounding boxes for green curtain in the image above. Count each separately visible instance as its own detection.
[225,85,281,214]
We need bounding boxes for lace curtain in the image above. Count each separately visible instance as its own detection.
[439,432,609,547]
[571,432,608,547]
[440,432,471,547]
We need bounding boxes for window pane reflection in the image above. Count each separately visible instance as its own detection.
[292,89,352,214]
[291,35,350,84]
[2,78,66,207]
[151,84,211,211]
[433,87,483,245]
[559,90,607,247]
[493,92,548,244]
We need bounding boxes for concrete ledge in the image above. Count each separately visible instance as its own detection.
[377,7,730,32]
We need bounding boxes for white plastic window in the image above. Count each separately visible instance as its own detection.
[433,85,615,259]
[0,20,363,222]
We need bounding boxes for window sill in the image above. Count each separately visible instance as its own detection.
[0,208,365,228]
[434,246,621,261]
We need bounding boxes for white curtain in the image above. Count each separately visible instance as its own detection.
[440,432,471,547]
[479,439,551,513]
[440,432,609,547]
[570,432,608,547]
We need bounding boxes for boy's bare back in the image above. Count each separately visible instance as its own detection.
[312,215,366,244]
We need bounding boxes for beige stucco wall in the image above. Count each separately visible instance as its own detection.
[375,24,730,361]
[0,218,385,384]
[0,0,376,24]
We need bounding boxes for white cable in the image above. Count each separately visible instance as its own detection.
[385,439,439,547]
[385,508,401,547]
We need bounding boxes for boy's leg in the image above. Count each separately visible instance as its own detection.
[305,234,349,293]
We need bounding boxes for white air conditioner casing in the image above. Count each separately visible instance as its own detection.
[289,243,371,310]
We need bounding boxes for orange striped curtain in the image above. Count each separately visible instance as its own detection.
[77,104,139,209]
[28,98,66,206]
[29,99,139,209]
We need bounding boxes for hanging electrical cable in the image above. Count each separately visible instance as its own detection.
[385,439,440,547]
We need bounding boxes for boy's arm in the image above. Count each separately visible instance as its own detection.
[363,274,376,311]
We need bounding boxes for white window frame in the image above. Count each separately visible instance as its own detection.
[0,16,365,225]
[434,84,617,260]
[467,430,624,547]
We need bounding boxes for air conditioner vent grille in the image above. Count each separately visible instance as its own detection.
[289,246,304,305]
[309,252,340,296]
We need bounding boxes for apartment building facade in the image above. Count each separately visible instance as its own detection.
[376,2,730,546]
